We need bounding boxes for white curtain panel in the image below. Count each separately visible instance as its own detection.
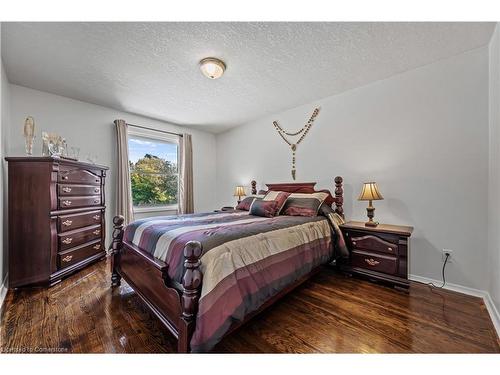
[114,119,134,224]
[179,133,194,214]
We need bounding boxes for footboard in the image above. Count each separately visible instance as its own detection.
[110,216,203,353]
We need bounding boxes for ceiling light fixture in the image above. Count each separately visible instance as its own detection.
[199,57,226,79]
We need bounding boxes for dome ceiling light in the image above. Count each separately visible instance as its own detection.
[199,57,226,79]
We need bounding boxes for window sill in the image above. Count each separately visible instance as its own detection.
[133,205,178,214]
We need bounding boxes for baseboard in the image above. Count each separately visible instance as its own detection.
[409,274,486,297]
[483,292,500,339]
[0,273,8,311]
[410,274,500,339]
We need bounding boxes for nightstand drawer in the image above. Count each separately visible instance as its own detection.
[351,250,397,275]
[350,233,398,255]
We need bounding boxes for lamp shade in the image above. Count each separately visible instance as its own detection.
[233,186,246,197]
[358,182,383,201]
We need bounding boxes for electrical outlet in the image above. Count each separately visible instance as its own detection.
[442,249,453,263]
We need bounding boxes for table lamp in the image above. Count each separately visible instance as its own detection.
[233,186,246,204]
[358,182,384,227]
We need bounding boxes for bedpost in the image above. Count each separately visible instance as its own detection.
[179,240,203,353]
[334,176,344,218]
[111,215,125,287]
[251,180,257,195]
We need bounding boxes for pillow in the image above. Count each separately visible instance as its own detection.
[249,199,278,217]
[281,192,329,217]
[235,195,264,211]
[263,191,291,214]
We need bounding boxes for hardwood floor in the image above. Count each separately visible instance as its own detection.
[0,257,498,353]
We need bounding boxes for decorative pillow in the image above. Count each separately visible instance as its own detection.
[281,192,329,217]
[263,191,291,215]
[249,199,278,217]
[235,195,264,211]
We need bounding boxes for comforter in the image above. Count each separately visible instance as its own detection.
[124,210,345,352]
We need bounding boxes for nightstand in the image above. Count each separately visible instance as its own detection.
[339,221,413,289]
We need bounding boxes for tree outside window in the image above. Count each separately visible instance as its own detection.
[128,135,178,209]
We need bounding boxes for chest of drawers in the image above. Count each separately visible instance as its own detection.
[339,221,413,289]
[6,157,109,288]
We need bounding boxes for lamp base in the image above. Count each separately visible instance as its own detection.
[365,201,378,227]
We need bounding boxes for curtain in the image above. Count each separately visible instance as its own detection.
[179,133,194,214]
[114,119,134,224]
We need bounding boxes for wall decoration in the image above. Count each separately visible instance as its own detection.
[23,116,36,155]
[272,107,320,180]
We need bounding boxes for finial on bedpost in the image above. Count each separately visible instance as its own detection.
[111,215,125,287]
[334,176,344,218]
[251,180,257,195]
[179,240,203,353]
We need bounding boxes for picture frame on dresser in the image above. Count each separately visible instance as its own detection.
[5,157,109,288]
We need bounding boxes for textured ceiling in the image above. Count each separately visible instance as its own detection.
[1,22,495,133]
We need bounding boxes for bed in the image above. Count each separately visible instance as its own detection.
[110,177,345,352]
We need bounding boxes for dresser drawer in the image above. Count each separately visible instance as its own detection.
[351,250,398,275]
[349,233,398,255]
[58,210,102,232]
[58,225,102,251]
[58,184,101,196]
[59,195,101,209]
[58,167,101,185]
[58,240,103,269]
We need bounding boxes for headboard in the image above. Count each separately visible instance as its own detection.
[250,176,344,217]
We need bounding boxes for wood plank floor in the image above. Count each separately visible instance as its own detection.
[0,258,498,353]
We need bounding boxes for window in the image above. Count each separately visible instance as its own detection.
[128,128,179,212]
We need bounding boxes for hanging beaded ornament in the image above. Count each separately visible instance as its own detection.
[272,107,320,180]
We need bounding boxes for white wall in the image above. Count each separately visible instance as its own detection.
[6,85,217,246]
[1,25,11,304]
[216,46,490,290]
[488,25,500,316]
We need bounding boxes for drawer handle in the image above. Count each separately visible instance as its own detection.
[93,244,101,250]
[62,220,73,227]
[388,247,393,252]
[352,241,357,246]
[62,237,73,244]
[92,215,100,220]
[93,199,99,204]
[94,188,100,193]
[62,176,68,180]
[62,255,73,263]
[365,258,380,266]
[62,187,72,193]
[93,229,101,235]
[62,200,72,206]
[95,179,99,183]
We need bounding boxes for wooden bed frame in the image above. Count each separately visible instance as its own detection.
[110,177,344,353]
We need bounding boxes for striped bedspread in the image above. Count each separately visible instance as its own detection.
[124,210,337,352]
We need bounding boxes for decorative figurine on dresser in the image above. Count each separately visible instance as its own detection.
[6,157,109,288]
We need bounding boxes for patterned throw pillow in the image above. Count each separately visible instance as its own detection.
[281,192,329,217]
[263,191,291,215]
[235,195,264,211]
[249,199,278,217]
